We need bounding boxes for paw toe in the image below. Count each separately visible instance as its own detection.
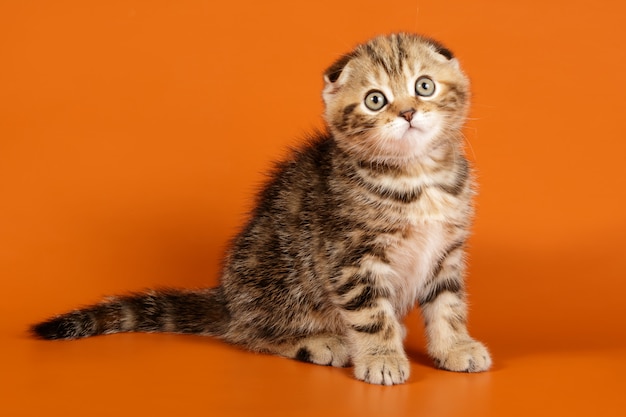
[354,354,410,385]
[435,340,492,373]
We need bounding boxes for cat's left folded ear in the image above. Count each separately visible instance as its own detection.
[429,42,461,70]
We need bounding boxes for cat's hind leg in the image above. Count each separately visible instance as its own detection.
[265,334,351,368]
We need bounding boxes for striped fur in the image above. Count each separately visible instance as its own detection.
[32,33,491,385]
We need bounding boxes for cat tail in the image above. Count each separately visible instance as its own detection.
[30,287,231,340]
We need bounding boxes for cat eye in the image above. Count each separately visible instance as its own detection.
[364,90,388,111]
[415,76,436,97]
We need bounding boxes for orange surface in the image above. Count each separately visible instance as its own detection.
[1,1,625,416]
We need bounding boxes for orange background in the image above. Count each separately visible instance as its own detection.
[1,1,625,416]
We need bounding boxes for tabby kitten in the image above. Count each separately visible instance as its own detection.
[32,33,491,385]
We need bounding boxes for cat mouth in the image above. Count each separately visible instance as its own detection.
[383,120,434,144]
[408,124,426,132]
[396,124,439,147]
[404,124,430,137]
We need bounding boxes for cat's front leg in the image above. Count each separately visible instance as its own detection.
[418,248,492,372]
[334,269,410,385]
[349,306,410,385]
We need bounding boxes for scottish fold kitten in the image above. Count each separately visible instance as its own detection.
[32,33,491,385]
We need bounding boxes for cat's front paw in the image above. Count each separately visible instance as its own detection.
[354,353,410,385]
[433,339,492,372]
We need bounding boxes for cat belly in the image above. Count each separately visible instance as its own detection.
[386,220,448,316]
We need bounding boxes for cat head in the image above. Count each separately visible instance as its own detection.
[322,33,470,165]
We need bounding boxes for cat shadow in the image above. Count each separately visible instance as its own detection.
[405,347,434,369]
[466,238,625,364]
[89,209,233,290]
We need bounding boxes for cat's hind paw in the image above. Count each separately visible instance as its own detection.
[354,353,410,385]
[433,339,492,372]
[293,335,351,367]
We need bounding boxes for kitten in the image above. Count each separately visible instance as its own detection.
[32,33,491,385]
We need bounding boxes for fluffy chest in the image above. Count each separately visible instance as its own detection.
[385,219,449,316]
[383,186,469,315]
[344,155,472,315]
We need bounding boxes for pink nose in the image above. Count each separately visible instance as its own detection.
[399,109,415,122]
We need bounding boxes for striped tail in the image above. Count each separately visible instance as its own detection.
[31,287,230,340]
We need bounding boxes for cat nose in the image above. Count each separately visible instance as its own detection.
[399,109,415,122]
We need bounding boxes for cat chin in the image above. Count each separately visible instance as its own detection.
[383,116,440,144]
[388,127,441,157]
[401,126,435,141]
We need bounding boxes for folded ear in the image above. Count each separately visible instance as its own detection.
[426,39,460,70]
[322,52,355,103]
[434,45,454,60]
[324,52,355,83]
[423,36,455,61]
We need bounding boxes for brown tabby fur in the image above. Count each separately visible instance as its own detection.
[32,33,491,385]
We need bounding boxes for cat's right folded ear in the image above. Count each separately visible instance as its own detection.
[324,53,354,84]
[323,53,355,100]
